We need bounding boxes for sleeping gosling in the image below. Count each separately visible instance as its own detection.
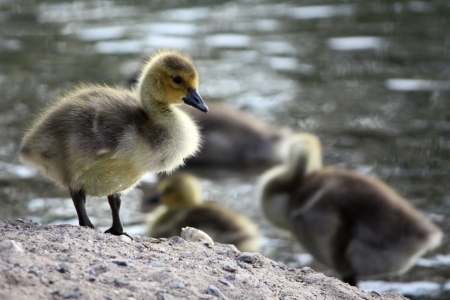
[181,103,291,166]
[147,173,260,252]
[257,133,442,286]
[19,50,208,237]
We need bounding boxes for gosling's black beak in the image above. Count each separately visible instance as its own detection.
[183,89,208,113]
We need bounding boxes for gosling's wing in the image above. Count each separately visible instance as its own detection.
[52,85,147,157]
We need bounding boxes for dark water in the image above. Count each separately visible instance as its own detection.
[1,1,449,298]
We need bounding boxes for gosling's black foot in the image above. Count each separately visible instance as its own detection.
[104,227,133,240]
[342,273,358,287]
[105,193,132,240]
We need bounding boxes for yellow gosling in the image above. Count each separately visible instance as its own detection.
[257,133,442,286]
[19,50,208,237]
[147,173,260,252]
[129,63,291,167]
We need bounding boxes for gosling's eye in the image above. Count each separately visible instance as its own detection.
[172,76,183,85]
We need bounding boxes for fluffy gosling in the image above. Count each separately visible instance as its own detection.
[147,173,260,252]
[19,50,208,237]
[257,133,442,286]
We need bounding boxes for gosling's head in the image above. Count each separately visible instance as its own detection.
[285,133,323,176]
[155,173,203,209]
[137,49,208,113]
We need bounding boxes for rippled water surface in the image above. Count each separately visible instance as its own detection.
[1,1,449,298]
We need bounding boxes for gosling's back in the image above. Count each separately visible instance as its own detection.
[290,167,442,277]
[19,85,200,196]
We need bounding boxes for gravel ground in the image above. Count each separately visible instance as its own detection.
[0,219,407,300]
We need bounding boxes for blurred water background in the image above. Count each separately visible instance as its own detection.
[0,0,449,298]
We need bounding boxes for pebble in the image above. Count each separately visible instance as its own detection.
[58,263,71,273]
[28,266,40,276]
[112,260,131,267]
[120,235,132,243]
[151,261,166,268]
[300,267,313,274]
[207,285,227,299]
[170,281,185,289]
[236,252,259,264]
[224,274,236,282]
[218,279,231,287]
[0,240,24,253]
[135,244,145,252]
[168,236,184,244]
[91,263,109,274]
[114,278,129,287]
[278,262,287,270]
[222,264,239,272]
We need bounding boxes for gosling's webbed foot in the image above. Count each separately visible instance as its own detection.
[104,227,133,240]
[342,273,358,287]
[105,193,132,240]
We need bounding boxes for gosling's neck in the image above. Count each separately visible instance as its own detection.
[258,165,292,230]
[258,133,323,230]
[136,67,177,120]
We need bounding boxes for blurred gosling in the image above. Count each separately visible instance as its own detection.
[19,49,208,237]
[257,133,442,286]
[147,173,260,252]
[181,103,291,166]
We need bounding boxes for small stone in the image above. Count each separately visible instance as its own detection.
[114,278,129,287]
[91,263,109,274]
[170,281,185,289]
[58,263,70,273]
[151,261,166,268]
[120,235,132,243]
[40,276,49,285]
[112,260,131,267]
[236,252,259,264]
[202,241,213,248]
[224,274,236,282]
[0,240,24,253]
[237,263,247,269]
[222,264,238,272]
[218,279,231,287]
[207,285,227,299]
[278,262,287,270]
[28,266,40,276]
[300,267,313,274]
[135,244,145,252]
[104,296,114,300]
[168,236,184,244]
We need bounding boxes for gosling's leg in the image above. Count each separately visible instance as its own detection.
[69,188,94,229]
[342,273,358,287]
[105,194,132,239]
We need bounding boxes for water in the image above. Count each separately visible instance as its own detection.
[1,1,449,298]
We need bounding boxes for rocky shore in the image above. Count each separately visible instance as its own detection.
[0,219,407,300]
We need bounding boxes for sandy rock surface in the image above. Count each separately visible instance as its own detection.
[0,219,407,300]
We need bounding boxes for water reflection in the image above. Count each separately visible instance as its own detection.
[327,36,385,51]
[287,4,354,19]
[385,79,450,92]
[1,0,450,299]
